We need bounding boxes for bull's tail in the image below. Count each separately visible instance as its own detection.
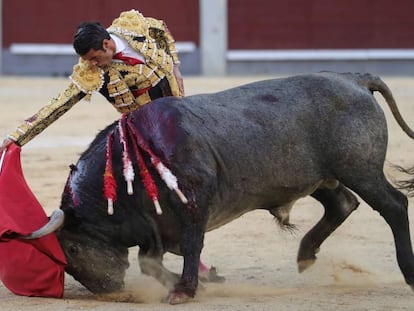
[355,73,414,139]
[354,73,414,195]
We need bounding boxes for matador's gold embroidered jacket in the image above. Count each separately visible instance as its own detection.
[8,10,182,146]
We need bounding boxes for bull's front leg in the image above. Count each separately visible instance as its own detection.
[167,203,206,305]
[138,249,181,290]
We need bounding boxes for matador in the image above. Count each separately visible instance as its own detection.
[1,9,184,148]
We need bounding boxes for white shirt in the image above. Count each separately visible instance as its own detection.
[110,34,146,64]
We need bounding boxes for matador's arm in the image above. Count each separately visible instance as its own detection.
[8,83,85,146]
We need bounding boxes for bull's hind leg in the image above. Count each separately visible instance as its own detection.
[298,183,359,272]
[345,174,414,289]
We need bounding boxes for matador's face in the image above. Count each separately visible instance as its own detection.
[81,39,115,68]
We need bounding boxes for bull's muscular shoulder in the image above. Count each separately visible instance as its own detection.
[128,97,186,163]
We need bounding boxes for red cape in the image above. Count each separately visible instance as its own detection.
[0,145,66,297]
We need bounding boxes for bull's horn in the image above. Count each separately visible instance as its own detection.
[20,209,65,240]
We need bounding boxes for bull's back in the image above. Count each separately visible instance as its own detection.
[130,73,388,225]
[172,72,387,171]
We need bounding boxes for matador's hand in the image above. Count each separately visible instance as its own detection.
[0,138,13,154]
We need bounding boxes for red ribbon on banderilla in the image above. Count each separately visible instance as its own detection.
[103,114,188,215]
[104,132,117,215]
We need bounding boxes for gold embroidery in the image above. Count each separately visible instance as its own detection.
[106,67,136,112]
[70,58,104,100]
[9,83,84,146]
[135,93,152,107]
[107,10,149,38]
[108,10,176,76]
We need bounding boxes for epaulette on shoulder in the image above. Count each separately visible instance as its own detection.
[107,9,149,38]
[70,58,105,97]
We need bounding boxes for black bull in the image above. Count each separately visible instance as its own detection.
[32,72,414,304]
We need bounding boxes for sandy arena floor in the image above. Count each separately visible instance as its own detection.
[1,74,414,310]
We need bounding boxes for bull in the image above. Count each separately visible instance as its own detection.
[27,72,414,304]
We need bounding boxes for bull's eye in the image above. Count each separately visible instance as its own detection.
[68,245,79,256]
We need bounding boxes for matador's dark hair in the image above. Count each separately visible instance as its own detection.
[73,22,110,56]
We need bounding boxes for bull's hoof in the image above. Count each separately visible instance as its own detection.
[297,259,316,273]
[297,247,319,273]
[166,291,194,305]
[199,266,226,283]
